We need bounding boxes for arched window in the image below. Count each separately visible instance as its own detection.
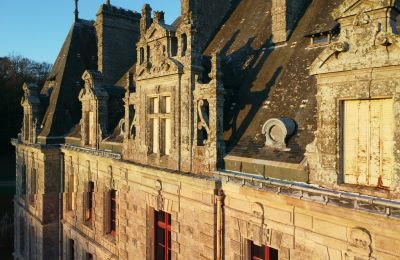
[181,34,187,56]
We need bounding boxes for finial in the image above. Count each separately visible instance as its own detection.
[74,0,79,22]
[106,0,111,5]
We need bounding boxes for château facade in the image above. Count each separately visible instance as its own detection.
[12,0,400,259]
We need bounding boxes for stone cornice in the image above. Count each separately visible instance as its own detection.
[217,170,400,219]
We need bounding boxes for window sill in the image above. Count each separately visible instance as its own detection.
[104,233,117,244]
[338,183,391,199]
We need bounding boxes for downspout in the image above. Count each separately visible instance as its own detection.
[216,189,224,260]
[59,153,64,260]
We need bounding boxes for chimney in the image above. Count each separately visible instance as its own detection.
[271,0,310,44]
[140,4,152,34]
[154,11,165,24]
[95,4,141,85]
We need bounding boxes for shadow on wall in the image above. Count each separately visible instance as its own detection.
[0,182,15,260]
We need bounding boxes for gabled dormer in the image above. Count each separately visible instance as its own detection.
[20,83,41,144]
[79,70,109,148]
[307,0,400,196]
[136,5,183,80]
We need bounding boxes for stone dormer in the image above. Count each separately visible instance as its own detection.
[136,7,182,80]
[307,0,400,196]
[20,83,41,144]
[79,70,109,148]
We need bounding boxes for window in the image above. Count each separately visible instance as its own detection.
[171,37,178,57]
[181,34,187,56]
[29,225,35,260]
[149,96,171,155]
[342,99,394,188]
[68,239,75,260]
[86,252,93,260]
[67,173,75,211]
[147,46,151,63]
[85,181,94,222]
[248,241,278,260]
[106,189,117,237]
[155,211,171,260]
[21,164,26,196]
[29,169,37,205]
[140,47,145,64]
[129,105,136,139]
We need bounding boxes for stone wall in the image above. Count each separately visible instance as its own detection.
[62,147,217,259]
[222,182,400,260]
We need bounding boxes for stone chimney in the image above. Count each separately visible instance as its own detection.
[95,4,141,85]
[140,4,152,34]
[271,0,310,44]
[154,11,165,24]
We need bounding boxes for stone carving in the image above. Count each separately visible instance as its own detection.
[262,118,296,151]
[348,227,372,256]
[118,119,125,136]
[197,100,210,145]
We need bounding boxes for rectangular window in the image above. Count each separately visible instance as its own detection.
[68,239,75,260]
[107,189,117,237]
[155,210,171,260]
[86,252,93,260]
[68,174,75,211]
[30,169,37,205]
[343,99,394,188]
[85,182,94,222]
[21,164,26,196]
[149,96,171,155]
[248,241,278,260]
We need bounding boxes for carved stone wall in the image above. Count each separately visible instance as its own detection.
[307,0,400,198]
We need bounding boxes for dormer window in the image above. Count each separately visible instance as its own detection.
[181,33,187,56]
[310,33,331,46]
[140,47,145,64]
[171,37,178,57]
[148,95,171,155]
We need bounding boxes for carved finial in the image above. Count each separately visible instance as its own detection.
[74,0,79,22]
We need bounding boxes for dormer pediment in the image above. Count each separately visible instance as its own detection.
[332,0,399,20]
[144,22,174,42]
[311,0,400,75]
[79,70,108,101]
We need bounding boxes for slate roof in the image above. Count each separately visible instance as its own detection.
[204,0,342,164]
[38,20,98,143]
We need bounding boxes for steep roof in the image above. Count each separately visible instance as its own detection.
[205,0,342,164]
[38,20,98,143]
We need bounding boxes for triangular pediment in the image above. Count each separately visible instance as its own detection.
[332,0,400,20]
[145,23,168,41]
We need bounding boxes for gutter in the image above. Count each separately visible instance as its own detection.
[216,170,400,217]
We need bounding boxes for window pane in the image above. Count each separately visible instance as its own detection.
[251,243,265,259]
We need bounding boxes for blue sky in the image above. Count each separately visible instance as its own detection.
[0,0,180,63]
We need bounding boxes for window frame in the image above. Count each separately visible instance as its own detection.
[85,181,95,223]
[154,210,172,260]
[148,94,172,155]
[247,240,279,260]
[340,98,394,188]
